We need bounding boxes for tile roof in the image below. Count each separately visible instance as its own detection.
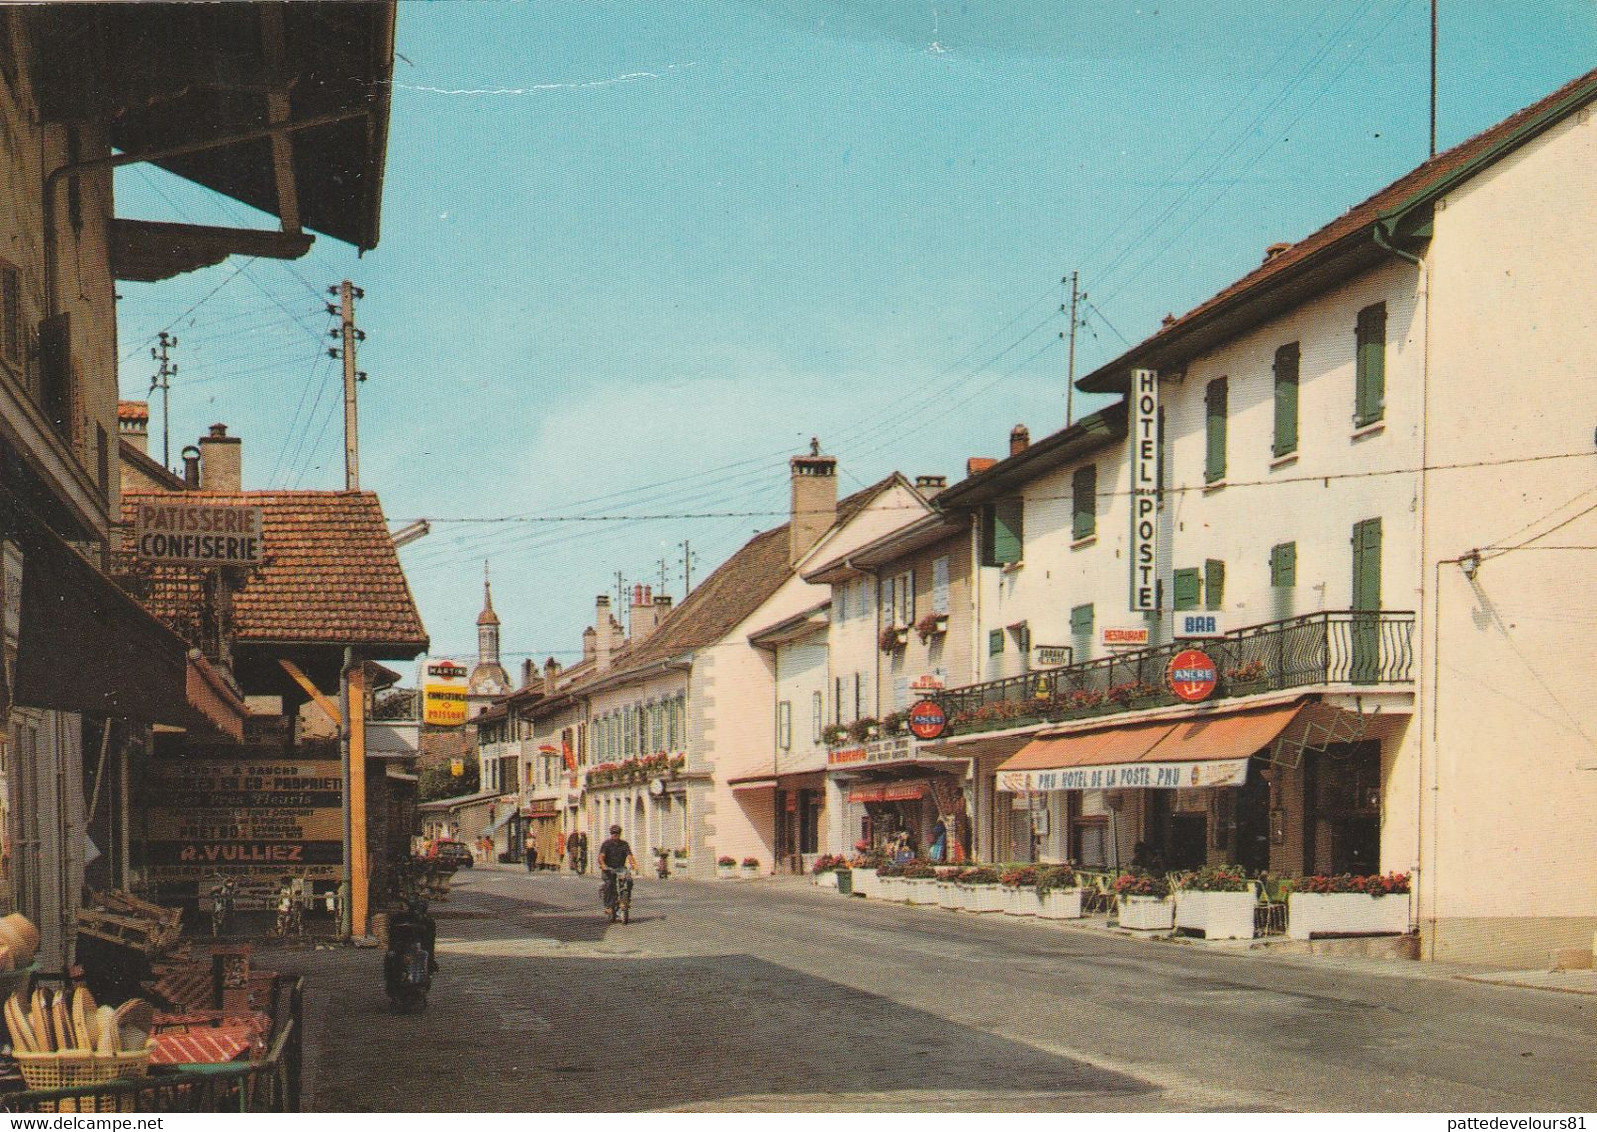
[575,475,901,690]
[119,490,428,657]
[1078,65,1597,393]
[117,400,149,423]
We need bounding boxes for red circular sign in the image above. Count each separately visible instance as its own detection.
[907,699,948,740]
[1166,649,1219,703]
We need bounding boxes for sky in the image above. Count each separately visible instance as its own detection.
[113,0,1597,675]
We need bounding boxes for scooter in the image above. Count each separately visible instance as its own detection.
[383,897,437,1013]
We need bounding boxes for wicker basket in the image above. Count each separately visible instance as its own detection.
[14,1044,153,1112]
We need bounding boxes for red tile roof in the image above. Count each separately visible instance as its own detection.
[1078,65,1597,393]
[119,490,428,657]
[117,400,149,423]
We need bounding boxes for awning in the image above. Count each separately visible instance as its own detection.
[849,782,928,805]
[729,775,777,792]
[996,702,1308,792]
[9,501,245,739]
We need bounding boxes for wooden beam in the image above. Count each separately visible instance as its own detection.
[111,219,314,282]
[278,658,340,728]
[260,3,303,234]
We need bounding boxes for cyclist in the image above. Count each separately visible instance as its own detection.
[598,824,638,915]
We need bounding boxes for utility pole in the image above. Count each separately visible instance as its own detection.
[149,331,177,469]
[1429,0,1438,159]
[1059,272,1085,426]
[657,558,670,594]
[614,571,628,632]
[327,281,366,491]
[680,540,696,599]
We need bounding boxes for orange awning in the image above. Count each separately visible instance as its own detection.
[996,702,1308,792]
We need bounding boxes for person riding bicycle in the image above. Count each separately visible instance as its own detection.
[598,825,638,912]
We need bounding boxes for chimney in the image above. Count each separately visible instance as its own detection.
[965,456,997,479]
[181,445,201,489]
[629,584,661,640]
[594,595,613,672]
[1009,425,1030,457]
[915,474,947,499]
[117,401,149,454]
[198,423,241,491]
[581,627,596,665]
[1263,241,1292,263]
[520,657,537,691]
[789,438,838,566]
[543,657,561,697]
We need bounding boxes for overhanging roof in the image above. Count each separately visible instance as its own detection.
[934,403,1128,510]
[803,513,967,584]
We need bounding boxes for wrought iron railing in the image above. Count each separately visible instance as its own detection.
[3,974,303,1114]
[936,610,1414,736]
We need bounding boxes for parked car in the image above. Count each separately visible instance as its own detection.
[432,839,473,869]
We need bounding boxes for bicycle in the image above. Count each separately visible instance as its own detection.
[601,867,633,924]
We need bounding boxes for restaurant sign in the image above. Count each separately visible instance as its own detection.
[133,502,264,566]
[828,734,917,768]
[998,758,1248,793]
[142,758,343,881]
[1101,626,1150,649]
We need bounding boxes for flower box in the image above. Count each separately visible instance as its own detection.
[740,864,759,878]
[851,868,878,899]
[1117,894,1175,931]
[876,875,903,901]
[717,863,737,880]
[815,869,839,889]
[936,880,960,910]
[998,886,1038,916]
[903,879,937,905]
[1287,892,1410,940]
[1174,888,1257,940]
[970,884,1005,914]
[1036,887,1083,920]
[672,857,690,877]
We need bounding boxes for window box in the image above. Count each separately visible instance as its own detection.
[998,885,1038,917]
[902,878,938,905]
[815,869,839,889]
[1116,894,1174,932]
[1036,887,1083,920]
[1174,888,1257,940]
[850,868,879,899]
[716,859,737,879]
[1287,892,1410,940]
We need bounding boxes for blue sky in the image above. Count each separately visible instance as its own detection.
[114,0,1596,673]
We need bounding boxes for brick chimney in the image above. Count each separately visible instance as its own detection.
[581,626,596,666]
[117,401,149,454]
[965,457,997,478]
[593,595,613,672]
[181,445,201,488]
[629,584,663,640]
[789,439,838,566]
[520,658,537,690]
[1009,424,1030,457]
[543,657,561,697]
[915,474,947,499]
[198,423,241,491]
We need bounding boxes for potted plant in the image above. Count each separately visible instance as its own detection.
[850,841,881,898]
[1287,872,1411,940]
[1225,659,1269,696]
[934,866,963,909]
[847,717,880,743]
[1035,864,1084,920]
[716,855,737,879]
[914,612,948,643]
[1113,871,1174,931]
[875,860,905,901]
[880,711,906,734]
[821,723,850,748]
[900,860,937,904]
[1174,865,1258,940]
[740,856,761,877]
[998,865,1039,916]
[959,866,1003,913]
[810,853,847,889]
[879,625,908,652]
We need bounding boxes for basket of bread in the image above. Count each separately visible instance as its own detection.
[5,987,154,1111]
[0,913,40,999]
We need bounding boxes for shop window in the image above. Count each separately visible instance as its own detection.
[1072,464,1096,540]
[1072,817,1109,868]
[1270,542,1297,588]
[981,497,1023,566]
[1172,567,1202,611]
[1204,377,1228,483]
[1273,342,1300,456]
[1204,559,1225,611]
[1355,303,1386,428]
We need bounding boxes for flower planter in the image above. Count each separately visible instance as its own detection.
[936,881,960,910]
[1117,894,1175,931]
[903,879,937,905]
[1228,679,1269,697]
[1174,889,1257,940]
[814,870,839,889]
[740,865,759,879]
[966,884,1004,913]
[876,876,903,901]
[672,858,690,876]
[999,886,1038,916]
[717,864,737,880]
[1036,887,1084,920]
[851,868,878,899]
[1287,892,1410,940]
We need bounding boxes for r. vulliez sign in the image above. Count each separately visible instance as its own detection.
[134,502,263,566]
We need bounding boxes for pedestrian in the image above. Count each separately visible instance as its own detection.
[928,817,948,864]
[524,832,538,872]
[576,830,589,875]
[566,830,581,874]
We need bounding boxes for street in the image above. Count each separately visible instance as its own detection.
[280,869,1597,1112]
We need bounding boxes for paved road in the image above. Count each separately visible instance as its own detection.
[279,868,1596,1112]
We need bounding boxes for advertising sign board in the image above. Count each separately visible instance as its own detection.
[1032,645,1073,667]
[1129,367,1159,612]
[133,503,264,566]
[907,699,948,740]
[1101,626,1151,649]
[1166,648,1219,703]
[1174,612,1227,639]
[424,658,469,726]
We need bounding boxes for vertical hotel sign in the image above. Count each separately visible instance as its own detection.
[1130,368,1159,612]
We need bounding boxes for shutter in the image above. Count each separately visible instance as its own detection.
[1205,378,1227,482]
[1273,343,1299,456]
[1270,542,1297,588]
[932,556,950,614]
[1352,518,1382,611]
[1355,304,1386,427]
[1073,464,1097,540]
[992,497,1023,565]
[1205,559,1226,611]
[38,314,71,438]
[1069,604,1094,635]
[1173,568,1202,611]
[989,629,1004,656]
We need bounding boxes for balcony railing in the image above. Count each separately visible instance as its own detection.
[936,610,1414,736]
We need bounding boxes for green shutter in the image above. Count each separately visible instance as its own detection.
[1351,518,1382,611]
[1072,464,1097,540]
[1173,568,1202,611]
[1205,377,1228,483]
[1273,343,1299,457]
[1205,559,1226,611]
[1270,542,1297,588]
[1355,304,1386,428]
[1070,603,1094,635]
[985,496,1023,566]
[989,629,1005,656]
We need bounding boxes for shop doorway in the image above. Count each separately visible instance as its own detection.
[1233,765,1271,873]
[1304,741,1382,874]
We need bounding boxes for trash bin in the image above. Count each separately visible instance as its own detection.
[836,870,853,896]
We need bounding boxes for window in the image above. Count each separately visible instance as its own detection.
[1273,342,1299,456]
[1204,559,1225,611]
[854,673,863,720]
[888,570,914,627]
[1355,303,1386,427]
[1072,464,1097,540]
[1014,623,1031,653]
[834,677,843,725]
[38,313,71,440]
[836,583,848,621]
[1204,377,1228,483]
[988,629,1004,656]
[0,262,20,372]
[1173,567,1202,611]
[1270,542,1297,588]
[776,701,792,751]
[981,497,1023,566]
[811,691,823,744]
[931,556,950,615]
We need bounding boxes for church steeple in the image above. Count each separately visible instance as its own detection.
[470,561,510,696]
